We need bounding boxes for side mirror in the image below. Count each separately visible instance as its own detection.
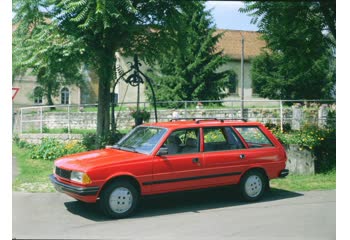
[157,147,168,156]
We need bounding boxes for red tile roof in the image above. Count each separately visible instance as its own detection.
[215,29,267,60]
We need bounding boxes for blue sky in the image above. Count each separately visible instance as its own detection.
[205,1,258,31]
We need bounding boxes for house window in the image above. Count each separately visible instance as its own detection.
[33,87,43,104]
[227,74,237,94]
[61,87,69,104]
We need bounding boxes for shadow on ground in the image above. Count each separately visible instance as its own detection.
[64,186,303,221]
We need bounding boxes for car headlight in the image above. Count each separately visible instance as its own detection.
[70,171,92,184]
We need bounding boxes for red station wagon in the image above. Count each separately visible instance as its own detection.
[50,119,289,218]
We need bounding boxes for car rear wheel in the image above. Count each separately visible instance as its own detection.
[239,170,266,201]
[99,180,139,219]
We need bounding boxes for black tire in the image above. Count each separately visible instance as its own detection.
[239,170,267,202]
[99,180,139,219]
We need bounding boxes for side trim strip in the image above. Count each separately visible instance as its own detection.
[142,171,241,186]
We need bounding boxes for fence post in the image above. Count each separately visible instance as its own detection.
[280,100,283,133]
[292,103,302,130]
[40,107,43,134]
[68,105,71,135]
[231,100,234,119]
[185,101,188,118]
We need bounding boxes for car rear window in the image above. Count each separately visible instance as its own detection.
[235,126,274,148]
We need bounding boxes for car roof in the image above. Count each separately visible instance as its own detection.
[143,119,264,130]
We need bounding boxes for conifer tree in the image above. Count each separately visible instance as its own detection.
[145,4,233,105]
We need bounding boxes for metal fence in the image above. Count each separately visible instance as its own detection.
[13,99,336,135]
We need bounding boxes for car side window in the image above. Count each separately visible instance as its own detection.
[235,126,274,148]
[163,128,200,155]
[204,127,244,152]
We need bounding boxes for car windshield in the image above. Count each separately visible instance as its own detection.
[115,126,167,154]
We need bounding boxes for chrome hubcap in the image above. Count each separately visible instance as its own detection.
[245,175,262,198]
[109,187,133,214]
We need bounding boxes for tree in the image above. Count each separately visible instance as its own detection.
[12,0,200,143]
[13,0,86,106]
[240,1,336,100]
[145,4,233,106]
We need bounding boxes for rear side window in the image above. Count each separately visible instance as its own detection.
[235,126,274,148]
[204,127,244,152]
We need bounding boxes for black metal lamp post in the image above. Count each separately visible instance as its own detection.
[110,54,158,133]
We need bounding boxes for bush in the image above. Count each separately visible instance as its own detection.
[13,135,33,149]
[265,122,291,133]
[272,120,335,173]
[30,138,87,161]
[30,138,65,160]
[82,131,125,150]
[42,126,50,133]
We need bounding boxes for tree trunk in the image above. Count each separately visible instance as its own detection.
[46,81,56,110]
[96,51,115,147]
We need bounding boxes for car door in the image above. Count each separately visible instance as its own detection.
[201,126,247,186]
[234,126,284,176]
[150,128,203,193]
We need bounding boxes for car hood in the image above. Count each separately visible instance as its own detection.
[55,148,147,172]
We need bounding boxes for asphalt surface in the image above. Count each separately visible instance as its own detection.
[12,187,335,240]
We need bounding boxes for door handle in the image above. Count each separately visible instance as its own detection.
[192,158,200,163]
[240,154,245,159]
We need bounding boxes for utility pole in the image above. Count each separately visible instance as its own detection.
[240,32,245,118]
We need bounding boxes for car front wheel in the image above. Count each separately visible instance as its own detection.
[239,170,266,202]
[99,180,139,219]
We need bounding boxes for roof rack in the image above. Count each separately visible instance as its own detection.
[169,118,248,123]
[169,118,218,122]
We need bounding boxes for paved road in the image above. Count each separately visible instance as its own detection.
[13,187,335,240]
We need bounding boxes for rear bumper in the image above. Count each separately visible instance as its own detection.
[49,174,99,196]
[279,169,289,178]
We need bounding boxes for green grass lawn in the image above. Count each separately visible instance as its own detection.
[12,142,336,193]
[12,143,55,192]
[270,170,336,191]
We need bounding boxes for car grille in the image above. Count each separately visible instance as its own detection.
[55,167,71,180]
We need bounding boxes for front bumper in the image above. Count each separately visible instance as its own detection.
[279,169,289,178]
[49,174,99,196]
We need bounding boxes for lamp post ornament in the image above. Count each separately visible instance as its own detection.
[111,54,158,132]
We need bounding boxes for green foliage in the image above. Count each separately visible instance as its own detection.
[28,138,87,161]
[130,109,151,122]
[265,122,291,133]
[13,0,201,141]
[272,117,336,173]
[241,2,336,99]
[145,4,233,106]
[82,131,125,150]
[13,0,87,105]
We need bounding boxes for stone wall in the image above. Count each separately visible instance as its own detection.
[285,145,315,175]
[19,133,83,144]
